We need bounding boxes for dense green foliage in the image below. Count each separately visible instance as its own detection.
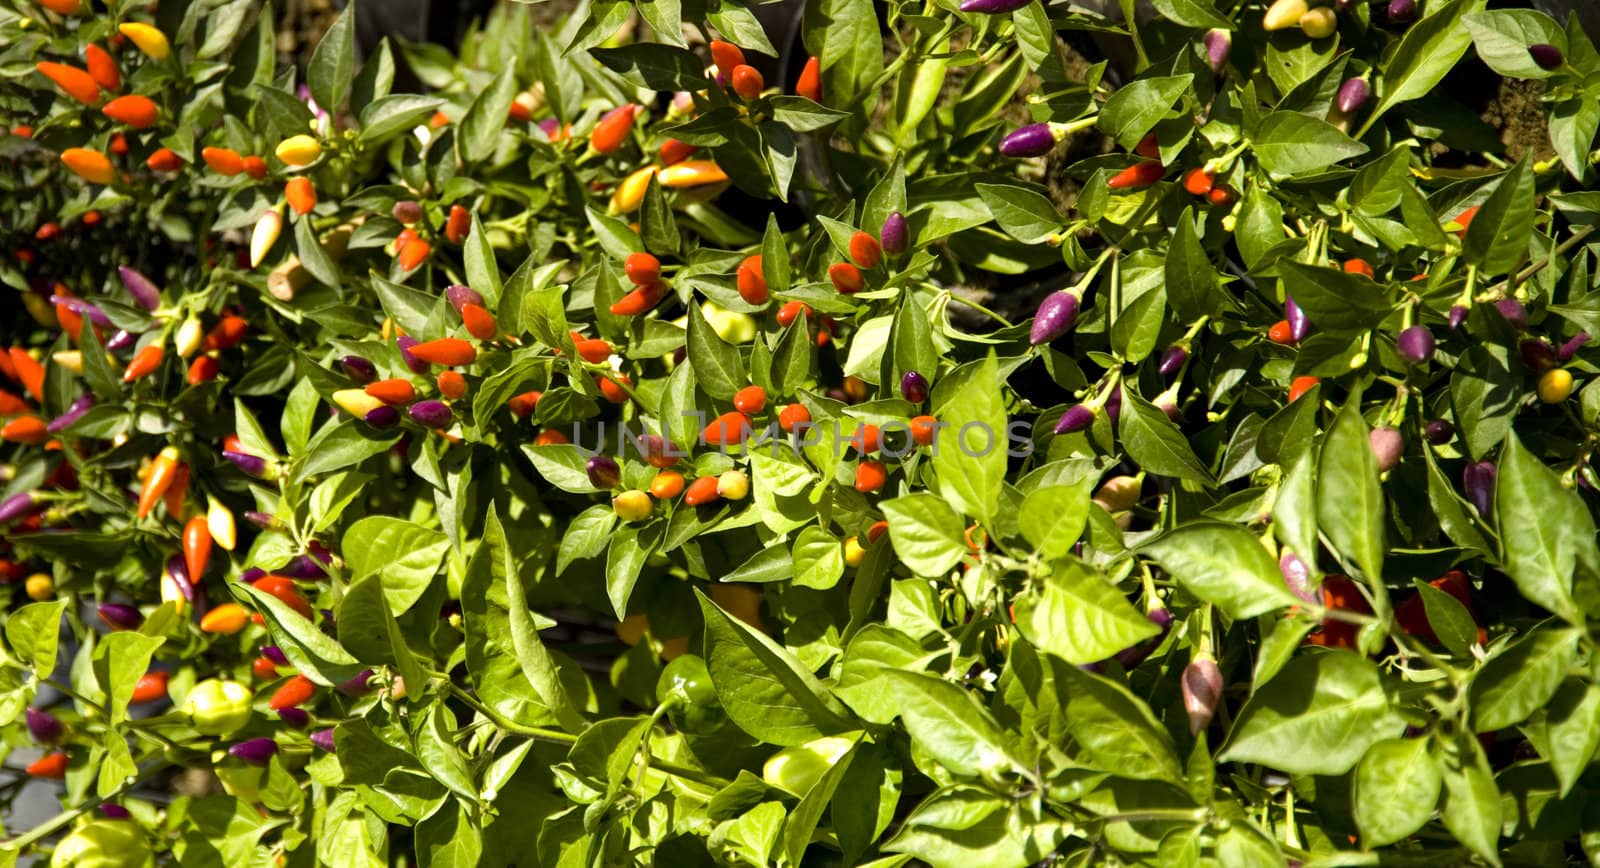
[2,0,1600,864]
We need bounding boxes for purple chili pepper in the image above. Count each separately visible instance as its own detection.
[1387,0,1416,24]
[164,554,194,604]
[1529,44,1564,71]
[310,729,337,752]
[1279,550,1319,605]
[1560,332,1590,360]
[280,556,326,580]
[1396,326,1434,366]
[26,707,64,744]
[97,603,143,631]
[1369,427,1403,473]
[46,394,95,432]
[50,295,113,329]
[243,511,276,529]
[228,737,278,766]
[0,493,37,525]
[276,708,310,729]
[900,370,929,403]
[998,123,1059,159]
[1463,460,1496,517]
[116,266,161,311]
[1495,299,1527,332]
[104,329,137,351]
[1182,655,1224,735]
[1285,296,1310,342]
[1159,398,1182,423]
[339,355,377,384]
[1030,291,1080,345]
[1158,346,1188,377]
[98,805,131,820]
[396,335,428,374]
[223,450,269,478]
[880,212,908,256]
[1519,339,1557,372]
[363,406,400,429]
[959,0,1036,14]
[1424,419,1454,444]
[337,669,375,696]
[1112,607,1173,670]
[1336,78,1371,115]
[261,646,290,666]
[1105,386,1123,425]
[445,285,485,313]
[1054,404,1095,434]
[537,117,562,138]
[1448,305,1469,331]
[408,400,452,428]
[1204,29,1231,74]
[239,567,267,585]
[586,455,620,489]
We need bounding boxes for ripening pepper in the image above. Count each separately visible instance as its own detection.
[610,282,668,316]
[684,475,721,506]
[397,237,430,271]
[613,490,653,521]
[285,177,316,215]
[268,674,317,710]
[122,344,163,383]
[658,160,729,188]
[650,471,685,499]
[1,416,49,445]
[854,460,888,493]
[206,496,236,551]
[598,374,631,404]
[137,446,180,519]
[437,371,467,400]
[119,22,171,60]
[625,252,661,285]
[829,262,863,293]
[130,670,170,704]
[1300,6,1336,37]
[1263,0,1308,30]
[1539,368,1574,403]
[445,205,471,245]
[572,338,613,363]
[241,155,268,180]
[736,256,768,304]
[26,752,69,780]
[181,515,212,582]
[1109,160,1165,189]
[611,166,658,214]
[200,603,250,634]
[409,400,453,427]
[275,134,321,166]
[703,411,752,446]
[101,95,158,129]
[733,385,767,414]
[730,65,764,100]
[1029,291,1080,345]
[201,147,245,176]
[591,104,639,154]
[249,210,282,268]
[709,40,746,74]
[146,147,183,172]
[408,338,476,366]
[1182,653,1224,734]
[61,148,115,184]
[183,679,253,735]
[848,231,882,269]
[659,138,696,166]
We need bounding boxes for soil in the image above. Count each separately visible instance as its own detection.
[1483,78,1555,164]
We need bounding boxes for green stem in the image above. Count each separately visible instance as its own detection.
[943,292,1013,327]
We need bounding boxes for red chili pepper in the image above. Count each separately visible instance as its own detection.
[285,177,317,215]
[398,238,431,271]
[1288,375,1319,403]
[8,349,44,400]
[1304,575,1372,649]
[26,752,68,779]
[101,94,159,128]
[624,252,661,286]
[597,374,630,404]
[241,155,268,180]
[829,262,863,294]
[1182,167,1214,195]
[204,315,248,352]
[572,338,613,363]
[709,40,746,74]
[137,447,180,519]
[796,56,822,102]
[684,475,722,506]
[848,231,882,269]
[736,256,768,305]
[445,205,471,245]
[1108,161,1165,189]
[36,62,101,105]
[507,391,542,417]
[201,146,245,175]
[609,282,668,316]
[659,138,696,166]
[590,104,638,155]
[1134,133,1160,159]
[1,416,49,445]
[461,303,497,341]
[407,338,476,366]
[733,385,767,414]
[147,147,184,172]
[163,462,188,517]
[130,670,169,703]
[730,65,764,100]
[437,371,467,400]
[84,44,120,91]
[268,674,317,709]
[253,656,280,680]
[1268,320,1295,345]
[122,343,164,382]
[364,378,416,405]
[183,515,212,582]
[186,354,220,385]
[854,460,888,493]
[703,411,752,446]
[776,302,810,328]
[252,575,314,619]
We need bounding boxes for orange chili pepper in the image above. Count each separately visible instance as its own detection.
[461,303,497,341]
[650,470,685,499]
[285,177,316,215]
[684,475,722,506]
[591,104,638,155]
[9,349,45,400]
[84,44,120,91]
[508,391,542,417]
[122,343,164,382]
[408,338,476,366]
[130,670,169,704]
[101,94,159,128]
[609,281,667,316]
[163,462,188,517]
[1,416,48,445]
[268,674,317,709]
[136,446,180,519]
[1108,161,1165,189]
[60,148,115,184]
[36,62,100,105]
[183,515,212,582]
[796,56,822,102]
[199,602,249,634]
[201,147,245,176]
[146,147,184,172]
[252,575,312,619]
[445,205,471,245]
[364,379,416,405]
[437,370,467,399]
[26,752,68,779]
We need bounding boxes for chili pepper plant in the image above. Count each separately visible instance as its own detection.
[2,0,1600,864]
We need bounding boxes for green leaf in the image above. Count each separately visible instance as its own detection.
[887,786,1068,867]
[307,0,356,114]
[881,670,1022,778]
[1054,660,1183,780]
[975,182,1062,245]
[556,505,615,574]
[1495,431,1589,624]
[590,44,705,91]
[1017,483,1091,560]
[296,420,400,481]
[293,214,340,290]
[698,591,855,746]
[1362,0,1489,133]
[1317,400,1386,584]
[686,300,744,401]
[781,737,860,866]
[1463,157,1537,277]
[1118,388,1212,483]
[1277,261,1393,335]
[881,493,968,578]
[505,533,585,732]
[930,354,1007,526]
[1251,112,1367,179]
[416,702,479,803]
[1148,0,1230,29]
[1415,580,1481,657]
[1469,626,1580,731]
[342,517,449,614]
[1013,560,1159,666]
[337,574,426,695]
[6,599,66,675]
[1140,523,1302,619]
[92,631,163,726]
[801,0,885,107]
[357,94,442,145]
[463,212,503,308]
[1439,734,1503,864]
[1550,95,1600,182]
[458,67,517,165]
[769,96,850,132]
[1099,75,1194,150]
[1451,344,1522,460]
[1165,210,1227,319]
[1464,10,1565,80]
[1355,737,1442,847]
[605,525,653,618]
[1220,652,1406,775]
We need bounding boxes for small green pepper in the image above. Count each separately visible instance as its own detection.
[656,654,727,734]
